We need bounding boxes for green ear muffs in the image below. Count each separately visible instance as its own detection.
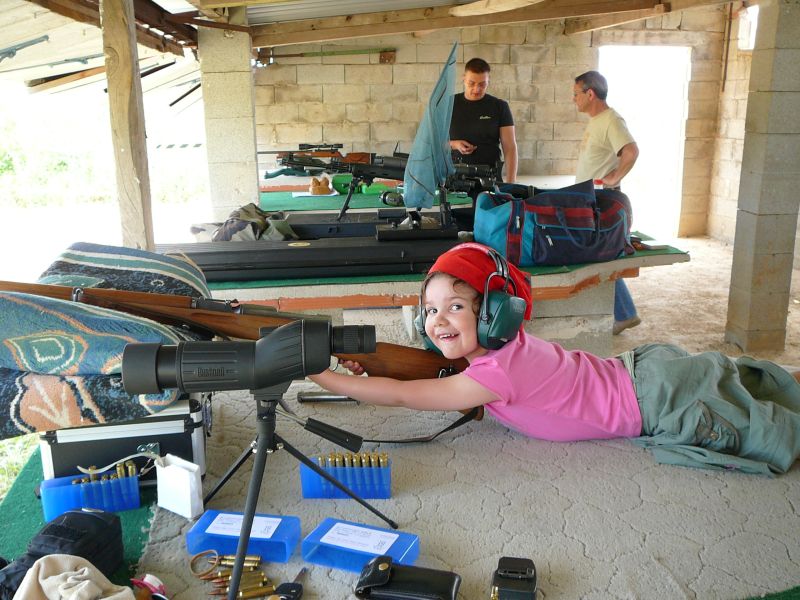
[417,248,526,354]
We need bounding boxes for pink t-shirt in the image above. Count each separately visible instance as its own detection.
[464,331,642,441]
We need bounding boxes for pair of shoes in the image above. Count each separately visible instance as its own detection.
[613,316,641,335]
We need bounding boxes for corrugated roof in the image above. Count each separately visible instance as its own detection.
[246,0,471,24]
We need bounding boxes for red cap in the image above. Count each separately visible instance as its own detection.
[428,242,533,320]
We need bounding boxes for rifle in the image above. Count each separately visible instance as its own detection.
[0,280,468,382]
[262,144,372,179]
[277,151,499,223]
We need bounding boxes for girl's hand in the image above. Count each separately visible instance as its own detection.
[338,359,365,376]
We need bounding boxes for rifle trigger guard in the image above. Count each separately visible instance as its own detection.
[437,366,458,378]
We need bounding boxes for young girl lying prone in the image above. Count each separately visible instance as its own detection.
[310,243,800,476]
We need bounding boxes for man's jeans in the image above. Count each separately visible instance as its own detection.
[614,279,637,322]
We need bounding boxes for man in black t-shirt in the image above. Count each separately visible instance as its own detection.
[449,58,518,182]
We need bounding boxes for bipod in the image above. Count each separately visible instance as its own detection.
[207,382,398,600]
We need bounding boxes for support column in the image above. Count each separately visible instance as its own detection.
[198,8,259,221]
[725,0,800,351]
[101,0,153,250]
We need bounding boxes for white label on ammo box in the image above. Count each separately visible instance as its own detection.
[206,513,281,539]
[320,523,399,554]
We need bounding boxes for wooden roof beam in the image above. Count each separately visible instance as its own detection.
[25,0,190,55]
[192,0,304,9]
[133,0,198,45]
[26,64,106,92]
[449,0,548,16]
[180,0,228,22]
[564,2,669,34]
[251,0,663,47]
[26,0,99,26]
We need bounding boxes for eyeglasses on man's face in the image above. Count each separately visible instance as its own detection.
[572,87,589,98]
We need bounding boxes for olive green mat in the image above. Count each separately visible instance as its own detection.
[0,448,156,585]
[754,588,800,599]
[259,190,471,212]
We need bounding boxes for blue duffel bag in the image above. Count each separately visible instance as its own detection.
[474,180,633,267]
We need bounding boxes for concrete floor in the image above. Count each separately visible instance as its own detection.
[137,237,800,599]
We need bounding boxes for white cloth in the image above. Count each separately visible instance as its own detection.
[12,554,134,600]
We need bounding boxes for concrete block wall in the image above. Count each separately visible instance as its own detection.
[708,13,751,246]
[253,8,726,237]
[199,23,260,220]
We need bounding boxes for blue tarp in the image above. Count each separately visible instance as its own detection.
[402,42,457,209]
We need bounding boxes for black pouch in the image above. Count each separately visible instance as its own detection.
[0,509,123,600]
[354,555,461,600]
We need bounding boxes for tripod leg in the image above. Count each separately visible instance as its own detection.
[227,417,272,600]
[203,438,256,505]
[275,434,398,529]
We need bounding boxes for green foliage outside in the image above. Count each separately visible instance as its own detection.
[0,83,209,210]
[0,149,14,174]
[0,137,209,209]
[0,434,38,502]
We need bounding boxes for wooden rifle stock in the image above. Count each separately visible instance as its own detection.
[0,280,468,382]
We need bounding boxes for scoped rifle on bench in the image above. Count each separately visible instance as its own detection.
[261,143,374,178]
[0,280,468,382]
[276,151,499,222]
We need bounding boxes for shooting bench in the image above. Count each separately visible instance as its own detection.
[209,244,689,357]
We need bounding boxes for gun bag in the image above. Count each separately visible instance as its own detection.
[0,509,123,600]
[474,179,633,267]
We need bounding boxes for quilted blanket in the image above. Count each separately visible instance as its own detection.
[0,242,210,440]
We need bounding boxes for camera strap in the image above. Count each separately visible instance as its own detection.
[362,406,483,444]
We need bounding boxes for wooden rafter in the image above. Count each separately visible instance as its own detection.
[449,0,548,17]
[25,0,98,26]
[168,11,250,33]
[193,0,300,8]
[564,2,669,34]
[180,0,229,22]
[251,0,662,47]
[24,0,194,55]
[26,63,106,91]
[134,0,198,44]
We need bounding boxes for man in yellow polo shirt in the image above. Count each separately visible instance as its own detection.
[573,70,641,335]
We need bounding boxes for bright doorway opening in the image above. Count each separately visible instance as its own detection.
[599,45,691,239]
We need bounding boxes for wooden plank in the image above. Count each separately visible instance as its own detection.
[564,3,668,34]
[24,0,185,56]
[101,0,154,251]
[449,0,548,17]
[26,63,106,91]
[179,0,228,21]
[249,0,732,46]
[250,0,661,47]
[133,0,197,44]
[26,0,99,26]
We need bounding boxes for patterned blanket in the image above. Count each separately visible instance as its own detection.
[0,242,211,440]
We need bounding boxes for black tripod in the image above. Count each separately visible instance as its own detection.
[206,382,398,600]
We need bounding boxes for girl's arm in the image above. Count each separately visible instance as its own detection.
[309,368,497,412]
